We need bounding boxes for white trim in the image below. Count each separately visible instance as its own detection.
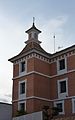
[12,95,75,103]
[19,60,27,77]
[57,78,68,99]
[57,57,67,75]
[18,101,26,111]
[13,96,52,103]
[72,98,75,113]
[54,100,64,115]
[18,79,27,100]
[13,71,51,80]
[13,68,75,80]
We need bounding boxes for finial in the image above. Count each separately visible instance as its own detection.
[53,33,56,53]
[33,17,35,26]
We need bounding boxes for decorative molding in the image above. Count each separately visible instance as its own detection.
[50,50,75,63]
[12,69,75,80]
[12,95,75,103]
[12,71,51,80]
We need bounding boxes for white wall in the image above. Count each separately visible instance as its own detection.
[13,111,43,120]
[0,102,12,120]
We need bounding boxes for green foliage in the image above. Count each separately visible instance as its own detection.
[52,107,59,116]
[16,110,27,116]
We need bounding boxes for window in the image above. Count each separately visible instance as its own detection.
[19,60,27,76]
[54,100,64,114]
[20,102,25,111]
[18,101,26,111]
[72,99,75,113]
[19,80,27,100]
[29,33,32,39]
[59,59,65,70]
[57,78,68,98]
[20,82,25,94]
[57,58,67,75]
[56,103,62,112]
[21,61,25,72]
[60,81,66,93]
[34,33,37,39]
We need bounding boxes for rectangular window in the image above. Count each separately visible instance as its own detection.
[19,60,27,77]
[19,80,27,100]
[56,103,62,112]
[18,101,26,112]
[20,82,25,94]
[57,58,67,75]
[60,81,66,93]
[58,78,68,98]
[21,61,25,72]
[72,99,75,113]
[59,59,65,70]
[54,100,64,115]
[20,103,25,111]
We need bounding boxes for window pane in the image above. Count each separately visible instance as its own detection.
[29,33,32,39]
[20,82,25,94]
[59,59,65,70]
[20,103,25,111]
[34,33,37,39]
[56,103,62,112]
[21,61,25,72]
[74,101,75,112]
[60,81,66,93]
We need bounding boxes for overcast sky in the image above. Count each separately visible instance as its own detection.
[0,0,75,103]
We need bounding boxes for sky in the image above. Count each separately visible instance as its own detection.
[0,0,75,103]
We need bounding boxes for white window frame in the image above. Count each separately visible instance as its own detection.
[19,60,27,77]
[54,100,64,115]
[57,57,67,75]
[18,101,26,111]
[18,80,27,100]
[57,78,68,99]
[72,98,75,113]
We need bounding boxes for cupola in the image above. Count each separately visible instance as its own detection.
[25,18,41,44]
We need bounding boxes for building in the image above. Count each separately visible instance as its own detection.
[0,102,12,120]
[9,21,75,119]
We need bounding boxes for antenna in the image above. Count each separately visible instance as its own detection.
[58,46,63,50]
[53,33,55,53]
[33,17,35,24]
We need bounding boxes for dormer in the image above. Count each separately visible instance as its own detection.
[25,22,41,42]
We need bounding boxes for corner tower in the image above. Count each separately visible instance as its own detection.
[9,21,51,118]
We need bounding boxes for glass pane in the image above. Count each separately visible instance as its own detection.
[60,81,66,93]
[59,59,65,70]
[20,103,25,111]
[57,103,62,112]
[20,82,25,94]
[21,61,25,72]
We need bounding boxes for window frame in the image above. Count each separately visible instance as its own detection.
[18,101,26,111]
[19,60,27,77]
[54,100,64,115]
[57,78,68,99]
[21,61,25,72]
[72,98,75,113]
[20,82,25,94]
[19,80,27,100]
[57,58,67,75]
